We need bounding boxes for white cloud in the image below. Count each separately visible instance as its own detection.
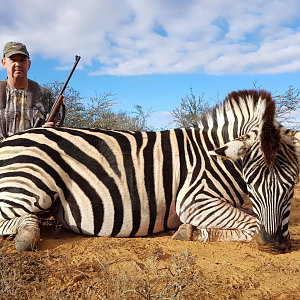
[207,30,300,74]
[1,0,300,75]
[147,111,173,129]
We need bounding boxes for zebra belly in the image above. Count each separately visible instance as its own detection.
[50,191,181,237]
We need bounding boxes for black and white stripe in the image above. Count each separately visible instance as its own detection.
[0,90,299,252]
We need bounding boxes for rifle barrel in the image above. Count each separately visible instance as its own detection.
[44,55,81,124]
[58,55,81,96]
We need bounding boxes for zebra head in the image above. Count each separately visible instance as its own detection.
[209,125,300,253]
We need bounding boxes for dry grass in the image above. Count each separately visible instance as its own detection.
[0,238,215,300]
[0,237,48,300]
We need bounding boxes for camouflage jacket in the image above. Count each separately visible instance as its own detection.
[0,79,54,142]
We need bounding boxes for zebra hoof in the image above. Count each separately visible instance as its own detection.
[15,225,40,251]
[172,224,194,241]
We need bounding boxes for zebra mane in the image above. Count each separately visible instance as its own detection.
[198,89,280,166]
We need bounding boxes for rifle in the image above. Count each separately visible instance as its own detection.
[34,55,81,127]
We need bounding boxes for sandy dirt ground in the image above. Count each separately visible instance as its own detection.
[1,186,300,299]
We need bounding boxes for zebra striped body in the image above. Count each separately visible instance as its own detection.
[0,90,299,252]
[0,127,243,237]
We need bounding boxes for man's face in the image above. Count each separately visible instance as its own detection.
[1,54,31,81]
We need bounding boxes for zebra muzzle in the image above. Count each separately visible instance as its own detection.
[254,226,291,253]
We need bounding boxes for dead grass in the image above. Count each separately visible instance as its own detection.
[0,238,48,300]
[0,238,214,300]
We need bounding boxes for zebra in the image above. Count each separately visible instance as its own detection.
[0,89,299,253]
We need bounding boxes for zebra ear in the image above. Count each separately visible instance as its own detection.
[281,129,300,150]
[208,132,257,161]
[281,129,300,165]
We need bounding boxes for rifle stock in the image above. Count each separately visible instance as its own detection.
[46,94,64,123]
[34,55,81,127]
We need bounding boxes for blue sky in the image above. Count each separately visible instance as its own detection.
[1,0,300,129]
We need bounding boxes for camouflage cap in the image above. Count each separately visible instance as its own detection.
[3,42,30,58]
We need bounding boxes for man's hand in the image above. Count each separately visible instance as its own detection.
[42,122,55,128]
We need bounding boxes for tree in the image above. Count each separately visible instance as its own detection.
[84,93,153,131]
[42,80,86,127]
[170,87,210,128]
[273,85,300,129]
[83,91,118,128]
[172,84,300,130]
[42,81,152,131]
[253,80,300,129]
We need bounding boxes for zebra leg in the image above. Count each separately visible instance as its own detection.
[0,215,40,251]
[192,227,253,242]
[194,207,257,242]
[172,199,257,243]
[172,224,254,242]
[15,215,40,251]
